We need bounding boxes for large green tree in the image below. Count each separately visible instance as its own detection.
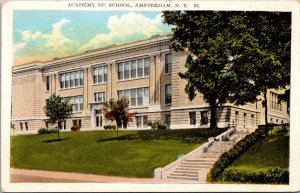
[162,11,290,129]
[44,94,73,139]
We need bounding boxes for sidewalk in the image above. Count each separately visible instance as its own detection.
[10,168,187,183]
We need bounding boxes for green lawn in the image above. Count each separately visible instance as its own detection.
[220,127,289,181]
[11,128,224,178]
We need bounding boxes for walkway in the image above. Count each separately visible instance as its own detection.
[10,168,181,183]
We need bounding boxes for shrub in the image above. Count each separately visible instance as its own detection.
[221,167,289,184]
[71,125,81,131]
[208,127,267,182]
[103,125,116,130]
[147,120,167,130]
[37,127,58,135]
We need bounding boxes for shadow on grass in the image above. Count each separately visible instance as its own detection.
[96,128,226,144]
[42,138,69,143]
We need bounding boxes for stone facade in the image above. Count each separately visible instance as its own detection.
[11,34,289,134]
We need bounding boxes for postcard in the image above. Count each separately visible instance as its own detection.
[1,0,300,192]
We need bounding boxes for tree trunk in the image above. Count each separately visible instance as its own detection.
[209,99,218,130]
[58,124,61,139]
[264,89,268,135]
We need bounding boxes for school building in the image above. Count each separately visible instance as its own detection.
[11,34,289,134]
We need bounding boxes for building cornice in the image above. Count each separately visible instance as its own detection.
[42,37,171,70]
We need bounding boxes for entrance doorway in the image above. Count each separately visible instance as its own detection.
[95,109,102,128]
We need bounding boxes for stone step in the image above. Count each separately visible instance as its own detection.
[178,165,210,169]
[175,167,209,172]
[172,170,198,174]
[181,162,212,166]
[167,176,198,181]
[184,159,216,163]
[169,172,198,178]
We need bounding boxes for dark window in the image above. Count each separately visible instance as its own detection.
[189,112,196,125]
[136,116,142,128]
[143,116,148,127]
[63,120,66,130]
[58,121,62,130]
[25,122,28,130]
[164,114,171,127]
[73,119,81,126]
[165,53,172,74]
[165,84,172,104]
[201,111,208,125]
[45,76,50,91]
[20,122,23,130]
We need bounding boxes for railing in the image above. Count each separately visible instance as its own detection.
[154,127,236,180]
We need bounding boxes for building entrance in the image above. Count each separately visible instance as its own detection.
[95,109,102,128]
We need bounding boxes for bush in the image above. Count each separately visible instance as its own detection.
[103,125,116,130]
[221,167,289,184]
[37,127,58,135]
[147,120,167,130]
[208,127,267,182]
[71,125,81,131]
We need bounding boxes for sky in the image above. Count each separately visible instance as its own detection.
[13,10,172,65]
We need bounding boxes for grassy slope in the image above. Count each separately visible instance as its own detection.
[223,128,289,173]
[11,129,224,178]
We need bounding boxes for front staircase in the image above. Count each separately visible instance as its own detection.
[154,128,249,183]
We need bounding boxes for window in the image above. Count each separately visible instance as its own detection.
[117,58,150,80]
[73,119,81,127]
[235,111,239,125]
[45,120,49,129]
[243,113,247,127]
[93,66,107,84]
[94,92,105,102]
[164,114,171,127]
[201,111,208,125]
[189,112,196,125]
[251,114,255,125]
[165,53,172,74]
[45,76,50,91]
[136,116,148,128]
[20,122,23,130]
[165,84,172,104]
[25,122,28,130]
[270,92,282,111]
[118,87,149,107]
[59,70,83,89]
[68,96,84,112]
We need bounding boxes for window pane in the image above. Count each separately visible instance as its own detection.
[131,61,137,78]
[165,54,172,74]
[94,68,98,83]
[137,88,143,106]
[189,112,196,125]
[144,87,149,105]
[75,71,79,86]
[118,90,124,99]
[124,90,130,99]
[144,58,150,76]
[137,59,143,77]
[104,66,107,82]
[80,71,84,86]
[124,62,130,79]
[60,74,65,89]
[136,117,142,128]
[66,73,70,88]
[99,67,103,83]
[118,63,124,80]
[130,89,137,106]
[70,72,74,87]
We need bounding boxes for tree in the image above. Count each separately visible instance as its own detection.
[162,11,260,129]
[103,97,134,136]
[245,12,291,128]
[44,94,73,139]
[163,11,290,130]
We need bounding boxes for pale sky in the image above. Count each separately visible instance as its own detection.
[13,10,172,65]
